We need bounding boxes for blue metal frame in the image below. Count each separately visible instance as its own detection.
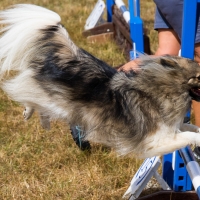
[162,153,174,189]
[180,146,200,198]
[163,151,192,191]
[173,151,192,191]
[128,0,144,54]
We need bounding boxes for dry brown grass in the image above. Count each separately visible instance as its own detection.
[0,0,158,199]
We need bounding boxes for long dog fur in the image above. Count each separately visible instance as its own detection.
[1,4,200,158]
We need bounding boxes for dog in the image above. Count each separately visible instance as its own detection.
[1,4,200,158]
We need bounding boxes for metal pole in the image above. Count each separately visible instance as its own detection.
[179,146,200,199]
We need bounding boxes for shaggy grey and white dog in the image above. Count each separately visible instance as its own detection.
[1,4,200,158]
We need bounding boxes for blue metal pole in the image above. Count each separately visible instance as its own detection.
[129,0,140,17]
[128,0,144,57]
[106,0,115,22]
[135,0,140,17]
[181,0,198,58]
[162,153,174,189]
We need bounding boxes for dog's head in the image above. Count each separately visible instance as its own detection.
[164,56,200,102]
[137,55,200,102]
[188,75,200,101]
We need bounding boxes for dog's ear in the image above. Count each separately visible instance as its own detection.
[159,57,179,69]
[156,56,197,70]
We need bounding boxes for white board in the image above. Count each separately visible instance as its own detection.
[84,0,105,30]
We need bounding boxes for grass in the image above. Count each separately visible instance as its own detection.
[0,0,158,199]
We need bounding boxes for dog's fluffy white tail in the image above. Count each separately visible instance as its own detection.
[0,4,77,79]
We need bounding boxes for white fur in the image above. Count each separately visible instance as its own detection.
[0,4,76,122]
[0,4,79,79]
[137,123,200,158]
[0,4,61,78]
[2,69,70,119]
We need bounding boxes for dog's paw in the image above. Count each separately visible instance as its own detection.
[23,107,34,120]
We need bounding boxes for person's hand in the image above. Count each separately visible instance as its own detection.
[117,59,141,72]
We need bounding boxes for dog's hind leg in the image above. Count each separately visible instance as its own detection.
[23,107,50,130]
[23,107,34,120]
[39,113,50,130]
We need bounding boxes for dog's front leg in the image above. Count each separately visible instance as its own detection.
[180,123,200,133]
[139,131,200,158]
